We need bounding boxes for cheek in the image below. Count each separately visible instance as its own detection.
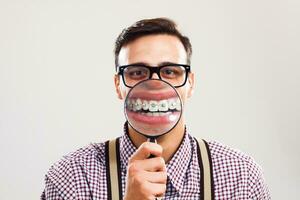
[176,87,189,105]
[119,85,130,100]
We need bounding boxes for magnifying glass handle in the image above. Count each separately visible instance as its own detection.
[148,137,156,143]
[148,137,157,158]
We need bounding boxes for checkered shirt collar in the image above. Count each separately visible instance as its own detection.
[119,123,138,170]
[119,122,193,195]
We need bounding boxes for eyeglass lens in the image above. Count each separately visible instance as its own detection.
[123,65,186,87]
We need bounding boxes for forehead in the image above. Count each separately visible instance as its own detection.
[118,34,187,66]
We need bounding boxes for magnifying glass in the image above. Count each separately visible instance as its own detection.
[124,79,183,144]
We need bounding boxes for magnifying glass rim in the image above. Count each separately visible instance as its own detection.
[124,79,183,139]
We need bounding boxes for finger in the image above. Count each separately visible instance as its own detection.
[143,171,167,184]
[146,182,167,198]
[130,142,163,161]
[134,157,166,172]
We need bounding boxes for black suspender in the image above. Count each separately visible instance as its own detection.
[105,138,214,200]
[105,138,123,200]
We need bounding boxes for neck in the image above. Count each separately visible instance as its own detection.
[127,119,185,163]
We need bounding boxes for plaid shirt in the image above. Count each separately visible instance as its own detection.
[41,124,270,199]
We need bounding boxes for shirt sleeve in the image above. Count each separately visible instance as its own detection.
[41,176,64,200]
[247,159,271,199]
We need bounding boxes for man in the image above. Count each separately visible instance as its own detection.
[41,18,270,199]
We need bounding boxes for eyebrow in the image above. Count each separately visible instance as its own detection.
[128,61,182,67]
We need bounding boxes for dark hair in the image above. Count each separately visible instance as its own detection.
[114,17,192,70]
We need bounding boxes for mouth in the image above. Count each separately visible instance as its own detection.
[125,97,181,125]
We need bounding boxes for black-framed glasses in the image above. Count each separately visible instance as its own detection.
[117,63,191,88]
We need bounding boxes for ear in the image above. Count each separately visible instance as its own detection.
[114,74,124,100]
[187,72,195,98]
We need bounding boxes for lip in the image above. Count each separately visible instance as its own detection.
[126,109,180,125]
[127,90,179,101]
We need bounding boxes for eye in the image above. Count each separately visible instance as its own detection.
[164,69,175,75]
[129,70,143,76]
[125,66,149,80]
[161,66,184,78]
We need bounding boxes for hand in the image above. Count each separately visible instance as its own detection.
[123,142,167,200]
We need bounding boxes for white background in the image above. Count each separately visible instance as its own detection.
[0,0,299,199]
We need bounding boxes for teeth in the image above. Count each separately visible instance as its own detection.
[152,112,159,117]
[128,98,181,112]
[144,112,170,117]
[158,100,168,112]
[126,99,131,109]
[134,98,142,111]
[159,111,170,116]
[175,99,181,111]
[142,100,149,110]
[168,99,176,110]
[146,112,153,116]
[131,99,137,111]
[127,99,134,111]
[149,101,159,112]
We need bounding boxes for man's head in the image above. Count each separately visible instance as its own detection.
[114,17,195,126]
[114,18,192,68]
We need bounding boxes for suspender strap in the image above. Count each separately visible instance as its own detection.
[105,138,122,200]
[195,138,214,200]
[105,137,214,200]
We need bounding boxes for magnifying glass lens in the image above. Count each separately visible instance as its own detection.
[125,79,182,138]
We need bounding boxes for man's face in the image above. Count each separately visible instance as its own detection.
[114,34,194,114]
